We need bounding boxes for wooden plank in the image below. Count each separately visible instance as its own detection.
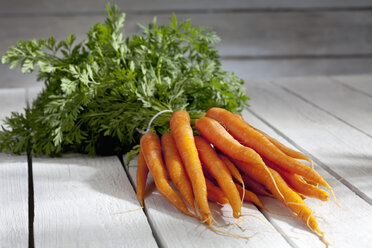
[0,153,28,248]
[125,157,291,248]
[3,58,372,89]
[273,76,372,137]
[331,74,372,96]
[1,0,372,14]
[0,88,26,125]
[244,79,372,204]
[33,155,157,248]
[1,12,372,57]
[3,59,372,90]
[0,64,38,88]
[240,110,372,248]
[222,59,372,81]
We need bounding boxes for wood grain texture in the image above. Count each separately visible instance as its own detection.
[273,76,372,137]
[0,64,39,88]
[3,58,372,89]
[32,155,157,248]
[1,0,372,14]
[222,58,372,81]
[1,12,372,57]
[239,111,372,248]
[244,79,372,204]
[125,157,291,248]
[331,74,372,96]
[0,88,26,125]
[0,153,28,248]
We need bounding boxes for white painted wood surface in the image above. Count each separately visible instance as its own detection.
[273,76,372,137]
[0,154,28,248]
[32,155,157,248]
[1,74,372,247]
[241,110,372,248]
[331,74,372,96]
[244,78,372,203]
[125,158,291,248]
[222,58,372,81]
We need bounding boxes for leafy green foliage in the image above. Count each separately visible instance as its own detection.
[0,4,249,158]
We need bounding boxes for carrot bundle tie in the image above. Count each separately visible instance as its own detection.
[136,109,173,134]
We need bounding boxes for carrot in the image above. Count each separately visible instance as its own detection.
[235,183,264,208]
[205,178,229,204]
[218,154,243,185]
[233,159,327,243]
[202,166,214,181]
[161,132,196,213]
[218,154,247,207]
[195,117,268,167]
[233,113,313,166]
[206,108,331,192]
[170,110,212,224]
[265,160,329,201]
[140,132,194,217]
[195,116,282,200]
[195,136,242,218]
[304,178,319,186]
[241,174,273,197]
[136,150,149,206]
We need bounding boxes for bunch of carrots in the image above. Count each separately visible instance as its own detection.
[136,107,336,243]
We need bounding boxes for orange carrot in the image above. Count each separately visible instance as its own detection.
[161,132,196,213]
[265,160,329,201]
[218,154,243,184]
[233,113,313,166]
[195,136,242,218]
[235,183,264,208]
[140,132,194,217]
[202,166,214,181]
[195,117,268,167]
[195,116,282,201]
[206,108,330,190]
[241,174,273,197]
[303,178,319,186]
[205,178,229,204]
[136,150,149,206]
[233,159,327,243]
[170,110,212,224]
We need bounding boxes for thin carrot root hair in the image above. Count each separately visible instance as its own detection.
[264,165,285,201]
[111,206,144,215]
[325,184,340,208]
[240,212,298,239]
[284,200,329,245]
[208,225,257,240]
[315,208,335,247]
[229,217,247,232]
[241,180,246,208]
[201,215,257,239]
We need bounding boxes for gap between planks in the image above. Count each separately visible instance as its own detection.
[270,79,372,140]
[118,156,295,248]
[247,80,372,206]
[117,156,162,248]
[27,152,35,248]
[248,108,372,207]
[328,76,372,99]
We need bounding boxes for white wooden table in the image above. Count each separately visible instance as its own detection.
[1,74,371,248]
